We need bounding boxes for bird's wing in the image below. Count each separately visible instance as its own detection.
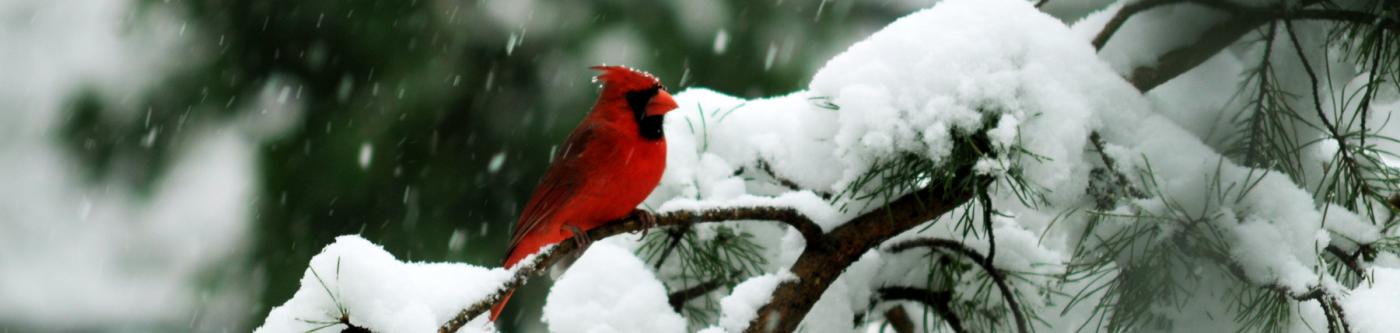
[506,123,599,254]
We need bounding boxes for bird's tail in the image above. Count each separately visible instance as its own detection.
[489,288,517,322]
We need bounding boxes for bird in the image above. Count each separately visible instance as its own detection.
[490,65,679,321]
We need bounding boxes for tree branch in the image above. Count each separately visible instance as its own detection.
[1092,0,1181,50]
[437,206,822,333]
[1095,0,1397,92]
[743,182,982,333]
[877,286,966,333]
[886,238,1029,333]
[1127,16,1269,91]
[668,278,727,312]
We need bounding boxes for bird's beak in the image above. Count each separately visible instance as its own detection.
[647,90,679,117]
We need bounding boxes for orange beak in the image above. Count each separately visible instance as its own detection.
[646,90,679,117]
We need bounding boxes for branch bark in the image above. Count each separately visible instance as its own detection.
[745,181,981,332]
[881,305,918,333]
[668,279,727,312]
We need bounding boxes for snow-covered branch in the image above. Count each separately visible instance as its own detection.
[439,207,822,333]
[746,183,983,333]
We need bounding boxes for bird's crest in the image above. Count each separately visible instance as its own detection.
[590,65,665,92]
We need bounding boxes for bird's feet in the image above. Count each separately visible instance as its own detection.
[565,224,592,249]
[631,209,658,237]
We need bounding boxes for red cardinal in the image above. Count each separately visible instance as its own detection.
[490,66,678,321]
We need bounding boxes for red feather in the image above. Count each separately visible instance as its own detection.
[490,66,678,321]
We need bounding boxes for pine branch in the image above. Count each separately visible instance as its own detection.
[1325,245,1367,277]
[886,238,1029,333]
[745,182,982,333]
[877,287,967,333]
[437,207,822,333]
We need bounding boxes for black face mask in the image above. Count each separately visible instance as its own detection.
[625,86,665,140]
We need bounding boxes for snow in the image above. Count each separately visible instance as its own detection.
[656,191,848,232]
[1343,268,1400,333]
[1321,204,1380,251]
[713,29,731,55]
[256,235,510,333]
[359,143,374,170]
[542,242,687,333]
[717,272,796,332]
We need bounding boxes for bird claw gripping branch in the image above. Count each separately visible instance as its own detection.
[631,209,658,237]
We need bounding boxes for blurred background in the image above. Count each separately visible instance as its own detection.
[0,0,1103,331]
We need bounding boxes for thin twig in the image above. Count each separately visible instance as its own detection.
[886,238,1028,333]
[668,279,728,312]
[1325,245,1367,277]
[1285,19,1380,203]
[1092,0,1179,50]
[877,286,967,333]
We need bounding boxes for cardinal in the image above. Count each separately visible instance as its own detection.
[490,66,679,321]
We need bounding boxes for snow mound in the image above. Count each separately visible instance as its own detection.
[255,235,509,333]
[542,242,686,333]
[1344,267,1400,333]
[717,272,796,332]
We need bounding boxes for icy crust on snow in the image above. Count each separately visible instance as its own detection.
[543,242,686,333]
[255,236,508,333]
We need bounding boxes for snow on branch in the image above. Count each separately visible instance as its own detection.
[439,207,822,333]
[255,206,821,333]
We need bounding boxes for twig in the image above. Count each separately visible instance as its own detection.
[652,223,692,270]
[877,286,966,333]
[886,238,1028,333]
[1325,245,1367,277]
[1092,0,1180,50]
[979,190,997,265]
[755,159,833,200]
[668,279,728,312]
[881,305,918,333]
[1127,16,1269,91]
[437,207,823,333]
[1273,285,1352,333]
